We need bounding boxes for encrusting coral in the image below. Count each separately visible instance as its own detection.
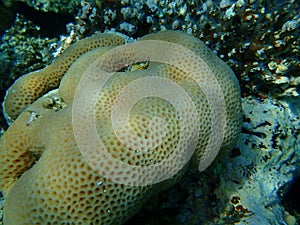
[0,31,242,224]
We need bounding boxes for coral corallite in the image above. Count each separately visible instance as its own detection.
[0,31,242,224]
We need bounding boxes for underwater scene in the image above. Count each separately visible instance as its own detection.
[0,0,299,224]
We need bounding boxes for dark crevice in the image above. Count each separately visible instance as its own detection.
[15,2,74,37]
[282,176,300,221]
[241,127,267,139]
[0,3,15,36]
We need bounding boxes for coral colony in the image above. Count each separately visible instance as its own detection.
[0,0,299,224]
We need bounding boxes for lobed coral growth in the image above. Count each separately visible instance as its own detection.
[0,31,242,224]
[3,33,124,123]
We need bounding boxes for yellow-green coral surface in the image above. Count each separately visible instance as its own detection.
[0,31,242,224]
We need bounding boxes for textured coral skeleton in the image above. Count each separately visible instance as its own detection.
[0,31,242,224]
